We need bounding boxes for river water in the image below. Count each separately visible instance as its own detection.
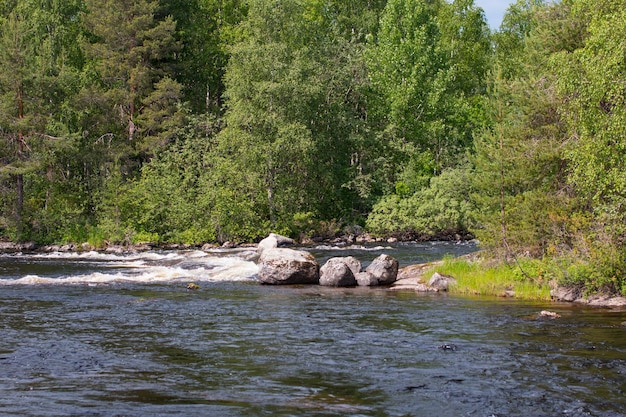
[1,242,625,417]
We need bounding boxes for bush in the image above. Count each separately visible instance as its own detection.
[288,212,316,239]
[366,168,477,237]
[131,231,160,245]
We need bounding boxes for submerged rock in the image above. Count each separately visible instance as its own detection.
[438,343,458,351]
[258,248,319,285]
[538,310,561,319]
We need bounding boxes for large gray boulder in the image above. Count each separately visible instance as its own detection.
[258,248,319,285]
[319,257,359,287]
[340,256,362,276]
[357,254,399,286]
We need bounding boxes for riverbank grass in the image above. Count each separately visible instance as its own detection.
[428,256,552,301]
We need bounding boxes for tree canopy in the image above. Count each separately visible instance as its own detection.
[1,0,625,294]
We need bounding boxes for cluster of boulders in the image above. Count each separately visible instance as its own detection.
[256,233,399,287]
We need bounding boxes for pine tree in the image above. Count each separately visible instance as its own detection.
[0,11,34,235]
[81,0,184,152]
[472,0,586,260]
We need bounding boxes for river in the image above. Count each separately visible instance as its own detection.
[1,242,625,416]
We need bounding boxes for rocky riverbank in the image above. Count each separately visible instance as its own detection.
[0,228,473,255]
[2,235,625,307]
[550,286,626,308]
[389,260,626,308]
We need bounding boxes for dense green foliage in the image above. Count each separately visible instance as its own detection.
[1,0,625,294]
[471,0,626,295]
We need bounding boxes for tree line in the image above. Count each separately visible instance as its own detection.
[1,0,625,294]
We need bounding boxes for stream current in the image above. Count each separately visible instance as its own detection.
[1,242,625,416]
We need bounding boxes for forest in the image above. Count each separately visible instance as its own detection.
[1,0,625,295]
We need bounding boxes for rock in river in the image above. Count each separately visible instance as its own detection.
[357,254,399,286]
[319,257,359,287]
[257,233,295,253]
[258,248,320,285]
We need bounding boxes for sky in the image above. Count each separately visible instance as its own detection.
[474,0,516,29]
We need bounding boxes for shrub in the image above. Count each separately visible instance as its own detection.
[366,167,477,237]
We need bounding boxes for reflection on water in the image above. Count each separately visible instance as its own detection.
[0,245,625,416]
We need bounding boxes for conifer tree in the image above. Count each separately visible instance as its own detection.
[472,0,586,260]
[0,11,35,235]
[81,0,184,152]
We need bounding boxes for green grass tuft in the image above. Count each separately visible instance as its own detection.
[427,256,552,300]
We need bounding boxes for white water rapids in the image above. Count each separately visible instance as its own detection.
[0,249,260,286]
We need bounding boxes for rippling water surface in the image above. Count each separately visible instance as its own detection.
[1,243,625,417]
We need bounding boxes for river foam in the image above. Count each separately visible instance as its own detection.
[0,250,259,285]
